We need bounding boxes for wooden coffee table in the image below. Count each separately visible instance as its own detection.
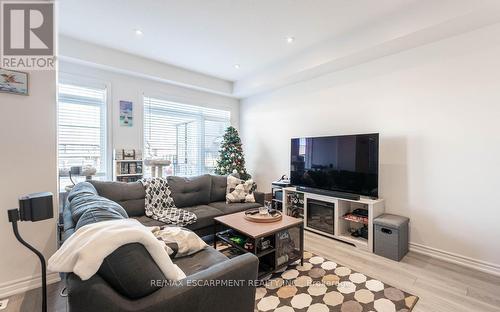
[214,211,304,278]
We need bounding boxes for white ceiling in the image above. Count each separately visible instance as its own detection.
[58,0,500,96]
[58,0,421,81]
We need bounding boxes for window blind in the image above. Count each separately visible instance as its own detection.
[143,96,230,177]
[58,83,107,178]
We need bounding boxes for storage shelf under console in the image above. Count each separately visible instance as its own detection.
[281,186,384,253]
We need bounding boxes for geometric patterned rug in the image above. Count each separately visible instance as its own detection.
[255,251,419,312]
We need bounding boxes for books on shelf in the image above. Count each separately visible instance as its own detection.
[114,149,143,182]
[117,162,142,175]
[115,149,142,160]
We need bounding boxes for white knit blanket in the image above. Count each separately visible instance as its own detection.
[48,219,186,281]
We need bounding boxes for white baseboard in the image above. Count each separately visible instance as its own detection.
[0,272,60,299]
[409,242,500,277]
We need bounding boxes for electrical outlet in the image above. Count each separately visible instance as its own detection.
[0,299,8,310]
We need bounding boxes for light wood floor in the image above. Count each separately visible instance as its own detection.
[305,231,500,312]
[5,231,500,312]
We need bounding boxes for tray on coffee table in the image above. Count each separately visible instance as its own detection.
[244,211,282,223]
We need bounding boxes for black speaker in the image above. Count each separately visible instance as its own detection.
[295,186,361,201]
[19,192,53,221]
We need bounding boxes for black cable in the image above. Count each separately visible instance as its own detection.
[69,170,76,185]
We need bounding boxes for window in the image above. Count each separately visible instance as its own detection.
[143,96,230,177]
[58,83,108,188]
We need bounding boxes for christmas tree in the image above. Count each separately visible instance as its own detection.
[214,126,251,180]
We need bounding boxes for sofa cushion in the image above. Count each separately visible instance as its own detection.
[97,243,166,299]
[135,206,223,231]
[167,175,211,208]
[173,246,228,276]
[208,201,262,214]
[68,182,128,225]
[183,205,224,230]
[132,215,167,227]
[89,180,146,217]
[210,175,227,202]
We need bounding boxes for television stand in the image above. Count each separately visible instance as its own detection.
[281,186,384,252]
[295,186,361,200]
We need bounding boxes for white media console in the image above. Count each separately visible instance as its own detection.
[281,187,385,252]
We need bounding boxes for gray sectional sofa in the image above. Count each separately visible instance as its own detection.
[60,174,264,312]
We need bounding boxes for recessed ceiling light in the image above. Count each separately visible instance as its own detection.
[233,64,240,69]
[286,36,295,43]
[134,29,143,36]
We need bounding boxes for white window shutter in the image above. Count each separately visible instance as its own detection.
[57,83,107,187]
[143,96,230,177]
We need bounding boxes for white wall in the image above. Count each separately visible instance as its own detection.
[240,23,500,270]
[59,60,240,160]
[0,48,238,298]
[0,70,58,297]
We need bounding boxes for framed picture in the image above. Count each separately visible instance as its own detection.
[0,68,29,96]
[119,100,133,127]
[122,149,136,160]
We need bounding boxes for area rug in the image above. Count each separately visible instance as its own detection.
[254,251,418,312]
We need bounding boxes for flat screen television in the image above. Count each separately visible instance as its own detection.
[290,133,379,198]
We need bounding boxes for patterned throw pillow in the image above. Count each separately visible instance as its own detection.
[150,226,207,258]
[226,175,256,203]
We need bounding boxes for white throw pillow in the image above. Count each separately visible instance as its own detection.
[226,175,256,203]
[150,226,207,258]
